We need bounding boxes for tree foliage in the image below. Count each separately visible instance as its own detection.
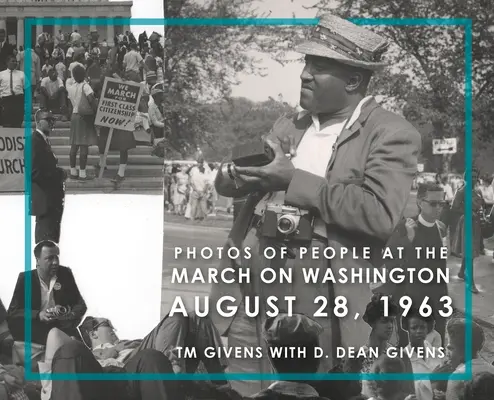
[163,0,494,173]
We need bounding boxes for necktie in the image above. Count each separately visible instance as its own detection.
[10,70,15,96]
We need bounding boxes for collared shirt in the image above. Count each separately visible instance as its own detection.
[38,275,57,312]
[92,342,134,368]
[123,50,143,73]
[406,340,442,400]
[55,62,66,81]
[41,77,63,97]
[0,69,24,97]
[70,32,81,43]
[148,96,164,128]
[66,78,93,114]
[255,96,374,235]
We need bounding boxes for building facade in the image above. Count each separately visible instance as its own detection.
[0,0,133,48]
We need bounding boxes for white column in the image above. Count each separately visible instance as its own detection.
[36,24,43,37]
[90,17,96,33]
[72,19,79,33]
[107,18,114,43]
[17,18,24,48]
[0,19,6,31]
[54,17,61,39]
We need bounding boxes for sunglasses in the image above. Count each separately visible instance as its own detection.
[93,319,116,331]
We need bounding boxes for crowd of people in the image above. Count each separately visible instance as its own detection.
[0,27,166,182]
[163,158,234,221]
[434,171,494,294]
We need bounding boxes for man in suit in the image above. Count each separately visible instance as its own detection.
[31,110,66,244]
[0,29,14,71]
[212,14,421,395]
[7,240,87,345]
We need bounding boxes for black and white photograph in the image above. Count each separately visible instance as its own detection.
[160,0,494,400]
[1,1,172,399]
[1,0,494,399]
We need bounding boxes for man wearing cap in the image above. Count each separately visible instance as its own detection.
[31,110,67,244]
[212,14,421,394]
[246,313,329,399]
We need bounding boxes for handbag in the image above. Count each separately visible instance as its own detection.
[77,83,94,116]
[480,206,494,239]
[12,341,45,372]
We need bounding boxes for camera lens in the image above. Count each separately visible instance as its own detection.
[277,215,297,235]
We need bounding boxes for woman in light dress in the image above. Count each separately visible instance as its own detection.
[65,64,98,181]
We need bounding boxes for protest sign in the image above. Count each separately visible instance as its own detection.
[95,78,143,132]
[0,128,25,193]
[94,78,143,178]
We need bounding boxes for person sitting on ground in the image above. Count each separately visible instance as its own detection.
[444,318,494,400]
[460,371,494,400]
[78,311,228,380]
[7,240,87,346]
[366,354,416,400]
[39,69,67,116]
[39,328,180,400]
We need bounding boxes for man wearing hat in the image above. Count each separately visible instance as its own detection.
[246,313,329,399]
[31,110,67,244]
[212,14,421,395]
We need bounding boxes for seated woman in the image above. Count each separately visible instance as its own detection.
[402,308,445,400]
[444,318,494,400]
[360,294,414,397]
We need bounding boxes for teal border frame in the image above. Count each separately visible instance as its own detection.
[24,17,473,382]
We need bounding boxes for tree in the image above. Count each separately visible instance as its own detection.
[199,97,295,161]
[299,0,494,173]
[163,0,273,157]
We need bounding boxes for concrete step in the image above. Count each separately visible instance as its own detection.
[24,121,71,129]
[56,154,163,166]
[52,145,155,156]
[65,165,164,178]
[65,176,163,192]
[48,136,152,147]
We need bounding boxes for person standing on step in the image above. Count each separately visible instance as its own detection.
[94,74,138,184]
[0,55,25,128]
[31,111,66,244]
[65,65,98,181]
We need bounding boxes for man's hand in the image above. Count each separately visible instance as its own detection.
[38,309,55,323]
[234,139,296,192]
[94,347,119,360]
[3,373,23,391]
[405,218,417,242]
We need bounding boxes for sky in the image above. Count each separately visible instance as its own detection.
[231,1,321,105]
